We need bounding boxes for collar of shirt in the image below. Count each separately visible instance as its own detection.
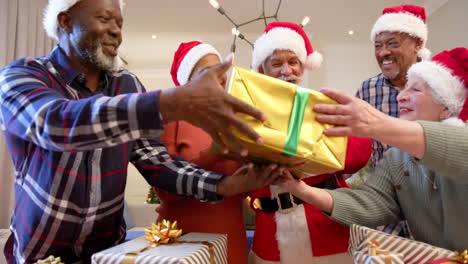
[48,45,112,93]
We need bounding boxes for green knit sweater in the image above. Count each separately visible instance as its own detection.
[328,121,468,251]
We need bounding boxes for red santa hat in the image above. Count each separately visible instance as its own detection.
[371,5,431,60]
[170,41,222,86]
[407,47,468,125]
[43,0,126,41]
[251,21,323,72]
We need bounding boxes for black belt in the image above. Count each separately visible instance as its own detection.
[255,176,338,213]
[257,192,304,213]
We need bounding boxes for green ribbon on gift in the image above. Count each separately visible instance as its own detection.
[282,87,310,156]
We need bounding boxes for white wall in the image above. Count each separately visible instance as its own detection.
[426,0,468,55]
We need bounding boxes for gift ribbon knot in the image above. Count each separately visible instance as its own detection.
[357,240,396,264]
[122,220,215,264]
[452,249,468,264]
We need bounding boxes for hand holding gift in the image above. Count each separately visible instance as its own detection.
[217,163,287,196]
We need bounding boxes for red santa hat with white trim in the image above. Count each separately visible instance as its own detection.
[251,21,323,72]
[408,47,468,126]
[170,41,222,86]
[43,0,125,41]
[371,5,431,60]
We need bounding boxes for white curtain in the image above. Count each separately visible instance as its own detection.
[0,0,55,228]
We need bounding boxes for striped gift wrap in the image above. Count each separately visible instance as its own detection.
[349,225,455,264]
[91,233,227,264]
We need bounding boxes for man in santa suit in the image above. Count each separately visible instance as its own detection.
[248,21,372,264]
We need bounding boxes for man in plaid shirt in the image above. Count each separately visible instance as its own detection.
[0,0,284,262]
[356,5,431,167]
[355,5,431,238]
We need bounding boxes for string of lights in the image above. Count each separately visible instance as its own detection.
[208,0,310,52]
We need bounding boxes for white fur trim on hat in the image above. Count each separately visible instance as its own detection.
[442,117,467,127]
[305,51,323,71]
[408,61,467,117]
[252,27,308,72]
[176,44,221,86]
[371,12,430,60]
[417,47,431,61]
[43,0,125,41]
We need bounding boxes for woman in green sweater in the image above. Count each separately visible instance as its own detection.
[278,47,468,251]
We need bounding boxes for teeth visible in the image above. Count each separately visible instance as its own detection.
[382,60,393,65]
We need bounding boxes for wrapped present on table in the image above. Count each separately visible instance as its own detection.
[350,225,454,264]
[427,250,468,264]
[92,220,227,264]
[214,66,347,178]
[353,240,404,264]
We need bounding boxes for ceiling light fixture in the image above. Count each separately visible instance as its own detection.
[209,0,309,53]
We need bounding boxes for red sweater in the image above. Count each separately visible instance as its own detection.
[156,121,247,264]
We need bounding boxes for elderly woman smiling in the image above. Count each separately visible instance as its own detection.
[278,47,468,251]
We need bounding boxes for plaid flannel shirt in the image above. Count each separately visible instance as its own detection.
[0,46,225,263]
[356,73,400,167]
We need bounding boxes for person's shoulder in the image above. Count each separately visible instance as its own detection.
[1,56,49,78]
[110,68,148,93]
[361,73,384,86]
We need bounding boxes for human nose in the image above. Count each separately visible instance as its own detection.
[397,88,408,103]
[377,45,391,58]
[280,63,292,75]
[109,20,122,41]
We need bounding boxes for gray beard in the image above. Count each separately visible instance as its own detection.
[71,29,118,71]
[383,69,400,80]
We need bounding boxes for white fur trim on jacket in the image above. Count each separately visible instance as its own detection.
[270,185,314,264]
[371,12,430,60]
[408,61,467,117]
[176,44,221,86]
[43,0,125,41]
[252,27,308,72]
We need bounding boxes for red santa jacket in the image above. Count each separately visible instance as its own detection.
[249,136,372,261]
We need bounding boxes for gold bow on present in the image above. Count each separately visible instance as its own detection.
[357,240,402,264]
[123,220,183,263]
[452,250,468,264]
[123,220,215,264]
[35,256,64,264]
[144,219,183,246]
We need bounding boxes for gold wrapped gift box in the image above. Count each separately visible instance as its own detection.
[216,66,347,177]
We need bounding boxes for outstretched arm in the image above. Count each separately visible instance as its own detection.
[314,89,425,159]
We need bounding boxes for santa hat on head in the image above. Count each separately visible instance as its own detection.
[408,47,468,126]
[371,5,431,60]
[170,41,222,86]
[251,21,323,72]
[43,0,126,41]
